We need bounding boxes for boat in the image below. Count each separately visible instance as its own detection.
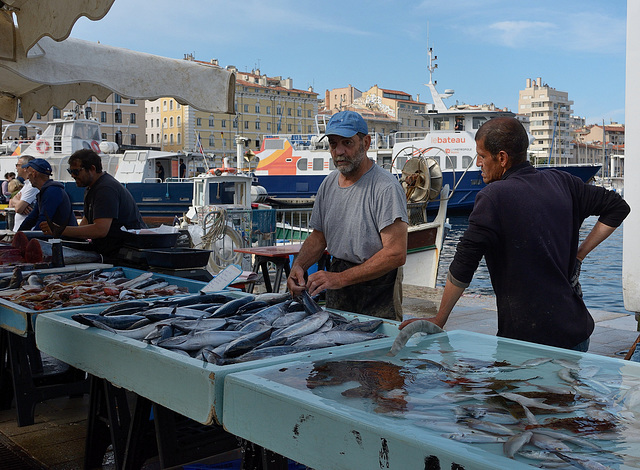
[0,112,201,221]
[252,48,602,212]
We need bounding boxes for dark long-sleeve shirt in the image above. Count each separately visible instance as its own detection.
[449,162,630,349]
[18,180,78,231]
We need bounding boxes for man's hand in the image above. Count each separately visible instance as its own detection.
[399,317,444,330]
[306,270,345,297]
[287,265,307,297]
[570,258,583,298]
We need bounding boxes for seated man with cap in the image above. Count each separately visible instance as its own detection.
[18,158,78,232]
[286,110,408,320]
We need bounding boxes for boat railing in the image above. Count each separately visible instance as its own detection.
[274,208,313,245]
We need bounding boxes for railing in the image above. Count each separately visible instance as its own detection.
[274,208,313,245]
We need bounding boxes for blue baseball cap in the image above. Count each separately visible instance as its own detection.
[325,111,368,138]
[22,158,52,176]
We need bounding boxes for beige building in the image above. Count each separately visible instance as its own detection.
[6,95,145,147]
[518,77,574,164]
[150,61,319,166]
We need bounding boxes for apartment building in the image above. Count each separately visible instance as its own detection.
[518,78,574,164]
[149,61,319,166]
[5,95,145,147]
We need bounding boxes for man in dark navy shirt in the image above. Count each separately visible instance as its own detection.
[41,149,146,256]
[18,158,77,231]
[401,117,630,351]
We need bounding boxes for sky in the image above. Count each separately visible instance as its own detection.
[70,0,627,125]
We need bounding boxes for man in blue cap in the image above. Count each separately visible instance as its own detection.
[287,110,408,319]
[18,158,78,232]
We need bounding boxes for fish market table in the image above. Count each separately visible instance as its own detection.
[223,330,640,470]
[0,267,206,427]
[234,244,329,293]
[35,302,399,468]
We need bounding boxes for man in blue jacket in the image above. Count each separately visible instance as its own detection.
[401,117,630,351]
[18,158,78,232]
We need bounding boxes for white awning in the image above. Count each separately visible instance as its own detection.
[0,0,115,54]
[0,34,236,122]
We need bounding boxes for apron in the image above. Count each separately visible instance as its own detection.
[326,258,402,320]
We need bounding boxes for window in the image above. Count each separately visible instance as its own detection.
[130,113,136,124]
[221,120,226,128]
[156,119,159,127]
[297,107,302,117]
[445,155,458,169]
[170,134,174,144]
[130,99,136,104]
[209,117,214,127]
[169,100,173,110]
[266,106,271,115]
[267,122,271,131]
[287,108,292,116]
[297,158,307,171]
[100,111,107,123]
[244,104,249,113]
[169,117,174,127]
[163,100,167,111]
[163,117,167,127]
[287,124,292,132]
[177,116,181,127]
[85,107,92,119]
[255,120,261,130]
[255,104,260,113]
[209,135,215,146]
[52,107,61,119]
[308,110,312,118]
[151,134,154,143]
[114,94,122,103]
[244,121,249,129]
[115,109,122,123]
[196,117,202,126]
[130,134,136,145]
[313,158,323,171]
[276,105,282,115]
[177,133,181,144]
[156,133,160,142]
[102,132,107,141]
[35,113,41,120]
[164,134,168,143]
[255,139,260,149]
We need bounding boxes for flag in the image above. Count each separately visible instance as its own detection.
[195,131,205,155]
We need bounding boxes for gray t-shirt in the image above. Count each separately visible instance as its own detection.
[310,164,408,264]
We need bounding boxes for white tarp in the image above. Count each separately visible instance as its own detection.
[0,0,115,54]
[0,34,236,122]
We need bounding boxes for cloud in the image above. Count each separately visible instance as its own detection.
[488,21,557,48]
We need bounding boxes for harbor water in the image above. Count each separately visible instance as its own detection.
[436,215,631,315]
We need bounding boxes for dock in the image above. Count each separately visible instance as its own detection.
[1,286,639,469]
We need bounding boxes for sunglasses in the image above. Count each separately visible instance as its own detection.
[66,168,83,176]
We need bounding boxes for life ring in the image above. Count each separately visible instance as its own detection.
[35,140,50,154]
[90,140,101,153]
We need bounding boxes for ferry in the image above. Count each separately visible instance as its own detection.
[253,49,602,211]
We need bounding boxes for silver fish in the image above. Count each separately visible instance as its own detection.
[504,431,533,458]
[554,452,615,470]
[271,310,330,340]
[271,309,311,329]
[499,392,565,412]
[387,320,444,356]
[292,330,386,348]
[462,419,516,436]
[118,272,154,289]
[533,428,603,452]
[445,431,508,443]
[157,330,244,351]
[530,432,572,452]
